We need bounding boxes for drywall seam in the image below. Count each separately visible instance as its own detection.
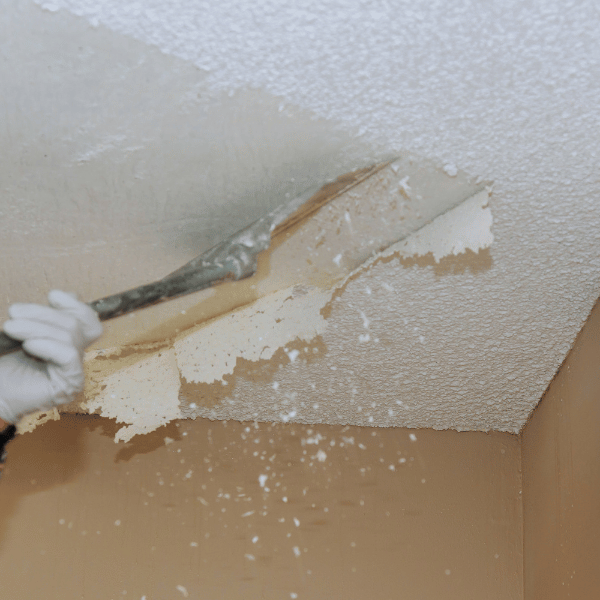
[321,188,493,302]
[393,190,493,262]
[51,188,493,442]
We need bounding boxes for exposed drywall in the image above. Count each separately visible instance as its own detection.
[522,299,600,598]
[3,0,600,434]
[67,165,495,442]
[175,189,493,390]
[0,415,523,600]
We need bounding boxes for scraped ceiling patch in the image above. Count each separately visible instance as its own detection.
[50,186,494,442]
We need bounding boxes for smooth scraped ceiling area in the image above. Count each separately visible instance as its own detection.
[2,1,600,440]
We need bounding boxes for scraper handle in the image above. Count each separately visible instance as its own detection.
[0,259,254,357]
[0,207,272,357]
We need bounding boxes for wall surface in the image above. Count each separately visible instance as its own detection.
[3,0,600,434]
[522,299,600,598]
[0,415,523,600]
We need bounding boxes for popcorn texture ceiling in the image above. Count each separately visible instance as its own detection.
[2,0,600,437]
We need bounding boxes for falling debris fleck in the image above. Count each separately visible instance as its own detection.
[242,511,255,517]
[388,464,396,471]
[280,410,297,423]
[245,554,256,561]
[293,546,301,557]
[164,437,175,445]
[358,310,370,329]
[409,433,417,442]
[258,474,268,488]
[176,585,189,598]
[333,253,343,266]
[315,449,327,462]
[445,569,452,576]
[114,520,121,526]
[252,536,259,544]
[398,175,411,196]
[293,518,300,527]
[286,349,300,363]
[443,163,458,177]
[302,433,324,446]
[291,594,298,599]
[190,542,198,547]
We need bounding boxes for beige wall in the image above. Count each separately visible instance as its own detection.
[522,298,600,598]
[0,416,522,599]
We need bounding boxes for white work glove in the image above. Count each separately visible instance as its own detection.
[0,290,103,424]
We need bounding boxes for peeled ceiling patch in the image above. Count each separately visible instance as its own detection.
[394,189,493,262]
[57,187,493,441]
[173,189,493,389]
[17,408,60,435]
[82,349,182,442]
[174,286,332,384]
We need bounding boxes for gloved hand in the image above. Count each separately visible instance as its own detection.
[0,290,103,423]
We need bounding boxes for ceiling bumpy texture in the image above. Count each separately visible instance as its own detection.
[3,1,600,438]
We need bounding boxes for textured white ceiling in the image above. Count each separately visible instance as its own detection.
[3,1,600,434]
